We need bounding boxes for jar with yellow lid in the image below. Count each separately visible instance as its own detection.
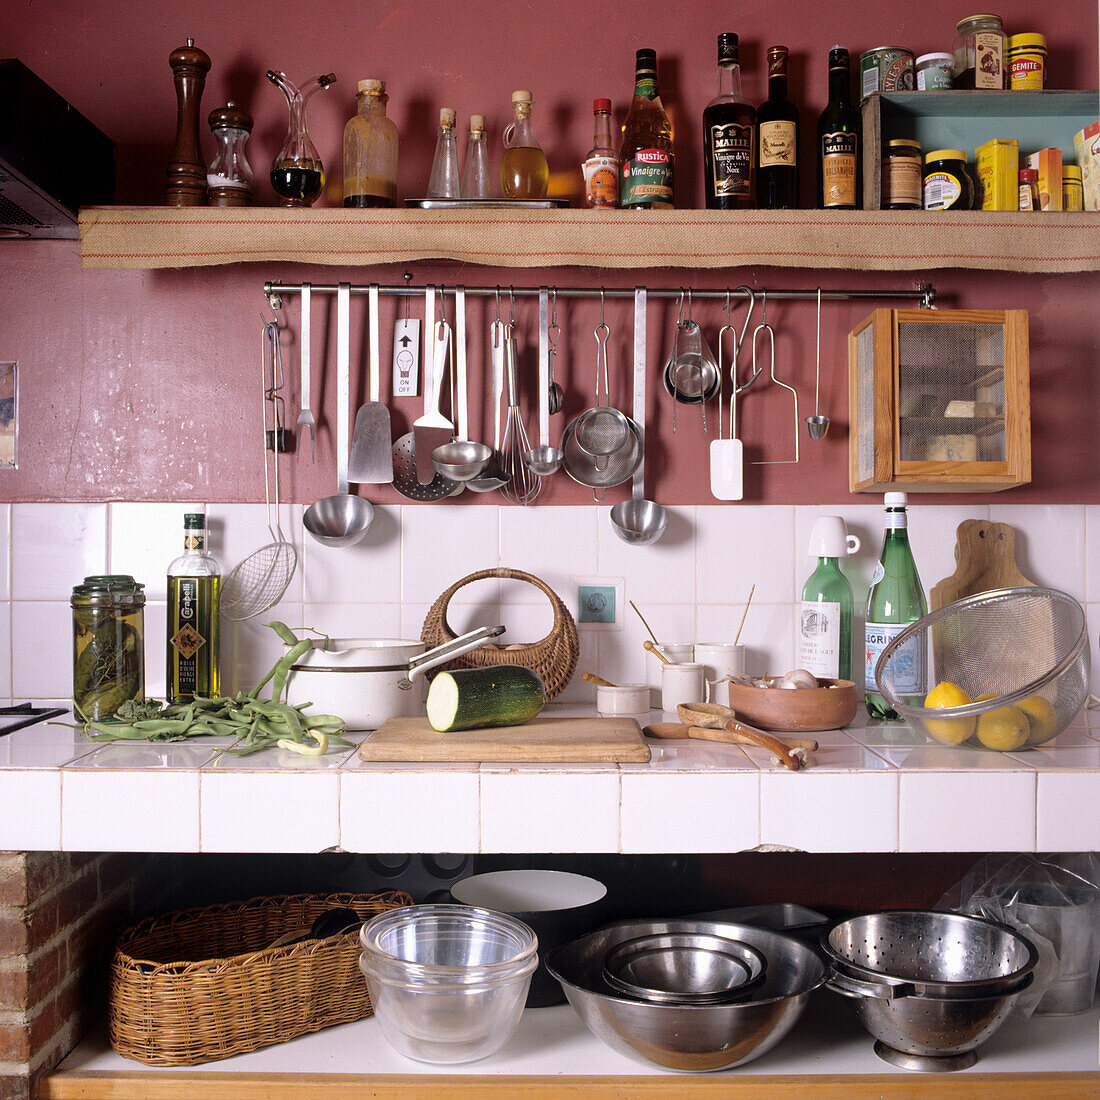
[1008,33,1046,89]
[953,14,1008,89]
[1063,165,1084,211]
[923,149,974,209]
[884,139,922,209]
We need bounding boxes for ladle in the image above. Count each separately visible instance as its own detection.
[303,282,375,547]
[806,287,830,440]
[432,286,492,480]
[524,285,564,476]
[611,287,669,545]
[547,287,564,415]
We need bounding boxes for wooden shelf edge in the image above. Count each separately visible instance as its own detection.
[38,1069,1100,1099]
[77,207,1100,273]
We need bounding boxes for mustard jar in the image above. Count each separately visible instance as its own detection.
[71,575,146,719]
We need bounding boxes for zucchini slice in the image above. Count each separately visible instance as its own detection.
[426,665,546,732]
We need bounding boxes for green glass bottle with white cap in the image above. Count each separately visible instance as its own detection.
[864,492,927,719]
[798,516,860,681]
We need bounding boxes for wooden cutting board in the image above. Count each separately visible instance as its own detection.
[357,715,651,763]
[929,519,1035,611]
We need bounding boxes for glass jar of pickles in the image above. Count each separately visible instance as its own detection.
[71,575,146,719]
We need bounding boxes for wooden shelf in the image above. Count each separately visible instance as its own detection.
[77,206,1100,273]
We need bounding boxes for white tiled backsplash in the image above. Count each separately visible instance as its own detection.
[2,500,1098,706]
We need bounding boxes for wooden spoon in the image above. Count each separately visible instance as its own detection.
[645,722,818,753]
[581,672,617,687]
[675,702,803,771]
[643,639,670,664]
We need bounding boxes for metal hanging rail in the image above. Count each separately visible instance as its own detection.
[263,280,937,310]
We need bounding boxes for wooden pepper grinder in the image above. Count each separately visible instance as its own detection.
[166,38,211,206]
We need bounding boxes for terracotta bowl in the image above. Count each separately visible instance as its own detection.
[726,678,858,732]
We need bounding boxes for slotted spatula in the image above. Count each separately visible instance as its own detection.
[348,283,394,483]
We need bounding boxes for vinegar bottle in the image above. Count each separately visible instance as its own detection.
[619,48,674,209]
[461,114,492,199]
[500,90,549,199]
[427,107,461,199]
[343,78,398,207]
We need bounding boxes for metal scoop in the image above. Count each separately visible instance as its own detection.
[806,287,830,439]
[303,283,375,547]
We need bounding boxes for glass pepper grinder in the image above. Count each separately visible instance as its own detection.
[461,114,492,199]
[206,103,254,206]
[427,107,460,199]
[500,90,549,199]
[266,70,336,207]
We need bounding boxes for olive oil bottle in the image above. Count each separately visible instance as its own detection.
[167,512,221,703]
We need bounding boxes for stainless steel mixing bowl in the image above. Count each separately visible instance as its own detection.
[546,919,826,1072]
[822,910,1038,1072]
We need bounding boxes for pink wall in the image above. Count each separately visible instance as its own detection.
[2,1,1098,507]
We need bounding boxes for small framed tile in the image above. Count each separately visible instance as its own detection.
[0,770,61,849]
[401,508,499,605]
[12,503,107,600]
[899,771,1036,852]
[61,770,201,851]
[12,602,74,700]
[696,506,794,605]
[1036,772,1100,850]
[341,767,479,853]
[760,771,898,852]
[200,771,339,852]
[621,771,759,853]
[480,768,619,853]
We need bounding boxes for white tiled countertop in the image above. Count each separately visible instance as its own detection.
[2,705,1099,855]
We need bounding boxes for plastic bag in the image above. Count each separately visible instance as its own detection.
[938,853,1100,1016]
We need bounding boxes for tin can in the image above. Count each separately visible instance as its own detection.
[1063,166,1084,211]
[860,47,915,98]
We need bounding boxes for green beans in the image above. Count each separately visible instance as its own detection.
[64,623,350,757]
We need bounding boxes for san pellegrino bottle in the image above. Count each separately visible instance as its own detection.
[757,45,799,209]
[427,107,460,199]
[500,90,549,199]
[798,517,860,681]
[865,493,927,719]
[619,48,674,209]
[461,114,492,199]
[167,513,221,704]
[817,46,861,209]
[703,33,756,209]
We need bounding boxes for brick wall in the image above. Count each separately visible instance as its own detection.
[0,852,178,1100]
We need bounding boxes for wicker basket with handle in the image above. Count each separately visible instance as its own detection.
[109,890,411,1066]
[421,568,579,700]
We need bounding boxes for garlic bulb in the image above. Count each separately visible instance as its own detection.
[775,668,818,690]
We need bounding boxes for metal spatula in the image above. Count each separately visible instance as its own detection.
[348,284,394,483]
[413,285,455,484]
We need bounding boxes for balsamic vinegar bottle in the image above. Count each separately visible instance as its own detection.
[817,46,861,209]
[702,33,756,209]
[757,46,799,209]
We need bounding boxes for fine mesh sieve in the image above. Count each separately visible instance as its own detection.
[875,586,1089,746]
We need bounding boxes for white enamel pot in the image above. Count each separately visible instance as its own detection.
[284,625,504,730]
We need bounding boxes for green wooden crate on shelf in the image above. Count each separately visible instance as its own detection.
[862,90,1100,208]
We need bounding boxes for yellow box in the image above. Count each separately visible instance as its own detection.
[975,139,1019,210]
[1075,122,1100,211]
[1025,147,1064,210]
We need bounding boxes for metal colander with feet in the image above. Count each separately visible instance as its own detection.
[823,910,1038,1072]
[875,586,1090,748]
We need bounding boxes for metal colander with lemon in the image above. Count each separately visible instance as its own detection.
[875,587,1089,751]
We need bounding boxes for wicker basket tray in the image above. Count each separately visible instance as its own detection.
[421,567,579,700]
[109,891,411,1066]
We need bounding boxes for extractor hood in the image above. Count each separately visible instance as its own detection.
[0,60,114,239]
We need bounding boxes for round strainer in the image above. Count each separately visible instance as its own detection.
[875,587,1089,747]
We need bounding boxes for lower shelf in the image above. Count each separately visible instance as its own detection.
[42,994,1100,1098]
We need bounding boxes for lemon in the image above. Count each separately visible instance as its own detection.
[923,681,974,745]
[1017,695,1059,745]
[976,705,1029,751]
[974,692,999,702]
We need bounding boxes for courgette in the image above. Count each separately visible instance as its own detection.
[426,666,546,732]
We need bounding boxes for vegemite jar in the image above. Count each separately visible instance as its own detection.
[71,575,146,719]
[923,149,974,209]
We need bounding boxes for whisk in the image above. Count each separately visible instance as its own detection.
[499,323,541,505]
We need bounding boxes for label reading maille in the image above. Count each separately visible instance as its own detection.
[822,132,858,206]
[708,122,754,198]
[622,149,673,206]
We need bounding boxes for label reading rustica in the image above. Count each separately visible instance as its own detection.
[622,148,673,206]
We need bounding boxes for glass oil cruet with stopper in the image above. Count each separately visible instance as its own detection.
[266,69,336,206]
[427,107,461,198]
[500,90,549,199]
[343,78,398,207]
[461,114,492,199]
